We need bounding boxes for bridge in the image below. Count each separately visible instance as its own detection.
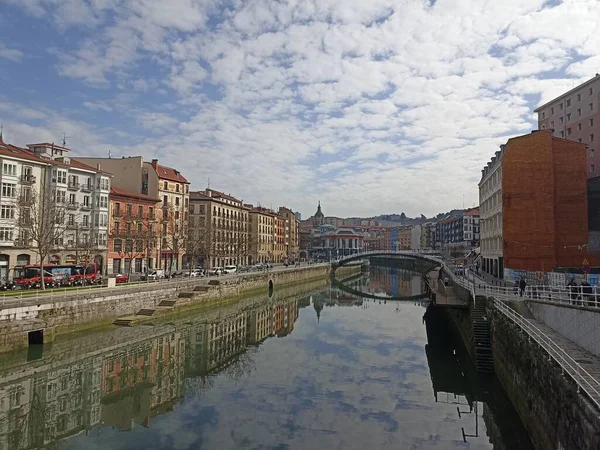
[332,249,444,269]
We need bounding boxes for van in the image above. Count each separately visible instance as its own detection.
[144,269,165,280]
[223,265,237,274]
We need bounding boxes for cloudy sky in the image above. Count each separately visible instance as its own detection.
[1,0,599,218]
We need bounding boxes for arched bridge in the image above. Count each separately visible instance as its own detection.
[332,250,444,269]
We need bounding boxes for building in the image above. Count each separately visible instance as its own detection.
[480,148,504,277]
[482,131,592,279]
[535,74,600,178]
[74,157,190,271]
[108,187,160,275]
[420,222,435,249]
[249,206,276,264]
[278,206,299,259]
[274,214,287,262]
[188,189,250,269]
[410,225,421,250]
[322,228,364,256]
[397,227,412,250]
[0,140,111,278]
[312,202,325,227]
[463,207,480,247]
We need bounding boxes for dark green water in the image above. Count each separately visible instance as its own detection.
[0,266,532,449]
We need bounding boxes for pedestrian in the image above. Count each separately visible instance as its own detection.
[519,277,526,297]
[514,280,519,296]
[567,277,577,304]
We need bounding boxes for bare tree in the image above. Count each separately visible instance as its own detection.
[16,184,66,289]
[160,205,188,273]
[111,215,151,275]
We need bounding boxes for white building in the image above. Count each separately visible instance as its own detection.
[479,146,504,278]
[463,208,480,245]
[410,225,421,250]
[0,139,111,278]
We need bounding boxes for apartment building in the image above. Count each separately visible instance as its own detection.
[278,206,299,259]
[73,156,189,271]
[274,214,287,262]
[479,148,504,277]
[535,74,600,177]
[249,206,276,264]
[0,140,111,278]
[188,189,250,268]
[108,187,160,274]
[463,207,480,246]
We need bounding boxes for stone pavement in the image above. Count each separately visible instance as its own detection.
[426,268,468,308]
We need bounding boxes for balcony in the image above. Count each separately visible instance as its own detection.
[80,203,92,211]
[20,174,36,184]
[13,239,31,248]
[81,183,93,192]
[67,182,80,191]
[67,202,79,210]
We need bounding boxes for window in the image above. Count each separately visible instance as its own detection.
[1,183,16,198]
[590,103,594,111]
[542,111,546,119]
[578,108,582,116]
[114,202,121,215]
[163,181,168,190]
[579,123,582,131]
[69,193,76,205]
[137,223,142,233]
[567,99,571,107]
[176,184,180,192]
[83,196,90,207]
[591,164,595,173]
[114,221,120,234]
[54,190,66,203]
[591,118,594,127]
[551,107,554,114]
[56,170,67,184]
[559,116,563,124]
[126,204,133,216]
[2,163,16,175]
[100,213,107,227]
[138,205,143,217]
[560,131,564,137]
[184,198,188,207]
[114,239,122,252]
[82,215,89,227]
[148,207,154,218]
[0,205,14,219]
[175,197,180,206]
[126,223,132,234]
[590,87,594,96]
[567,113,571,121]
[163,195,168,207]
[68,214,75,226]
[551,120,554,128]
[591,149,595,158]
[100,178,109,190]
[567,127,572,135]
[185,185,189,193]
[94,213,99,226]
[175,211,180,220]
[0,227,14,241]
[559,103,563,110]
[578,93,581,101]
[125,239,133,252]
[591,134,595,142]
[100,196,108,208]
[135,240,143,252]
[579,138,582,143]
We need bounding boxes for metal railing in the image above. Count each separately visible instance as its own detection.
[524,285,600,309]
[494,298,600,411]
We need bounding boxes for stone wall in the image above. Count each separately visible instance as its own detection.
[0,264,346,353]
[490,303,600,450]
[526,300,600,358]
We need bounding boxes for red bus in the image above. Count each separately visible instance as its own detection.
[13,263,100,288]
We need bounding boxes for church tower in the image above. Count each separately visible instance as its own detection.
[313,201,325,228]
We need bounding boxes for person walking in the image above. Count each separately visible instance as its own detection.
[519,277,526,298]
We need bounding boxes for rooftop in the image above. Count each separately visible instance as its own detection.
[152,163,189,184]
[534,73,600,112]
[110,186,160,203]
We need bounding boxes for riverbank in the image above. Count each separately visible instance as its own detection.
[0,263,361,354]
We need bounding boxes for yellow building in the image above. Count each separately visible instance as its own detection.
[249,206,276,264]
[278,206,299,259]
[188,189,250,268]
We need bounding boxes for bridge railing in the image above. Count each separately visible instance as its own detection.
[524,285,600,309]
[493,298,600,411]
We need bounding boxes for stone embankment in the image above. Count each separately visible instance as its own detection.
[0,264,360,353]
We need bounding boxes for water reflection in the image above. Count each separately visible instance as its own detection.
[335,265,427,301]
[0,276,531,449]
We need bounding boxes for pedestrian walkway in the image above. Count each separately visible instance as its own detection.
[426,268,468,308]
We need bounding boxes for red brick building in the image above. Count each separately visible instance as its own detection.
[108,187,160,274]
[502,131,593,272]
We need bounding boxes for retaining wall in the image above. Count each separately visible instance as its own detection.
[0,264,354,353]
[526,300,600,358]
[490,301,600,450]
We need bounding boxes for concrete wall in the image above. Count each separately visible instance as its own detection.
[490,303,600,450]
[0,264,346,353]
[527,300,600,357]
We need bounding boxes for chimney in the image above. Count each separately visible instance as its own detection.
[206,188,212,197]
[96,163,101,170]
[151,159,158,170]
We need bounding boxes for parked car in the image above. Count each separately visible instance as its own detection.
[115,273,129,283]
[142,269,165,281]
[223,265,237,274]
[187,269,204,277]
[208,267,223,276]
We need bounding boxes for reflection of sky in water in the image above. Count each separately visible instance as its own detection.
[61,298,510,450]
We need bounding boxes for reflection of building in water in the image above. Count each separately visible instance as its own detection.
[362,267,421,297]
[0,296,303,449]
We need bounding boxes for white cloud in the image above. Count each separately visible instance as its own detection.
[0,43,24,62]
[83,101,113,112]
[6,0,600,218]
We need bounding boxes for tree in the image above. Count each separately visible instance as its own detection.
[111,211,154,275]
[16,184,66,289]
[160,205,188,273]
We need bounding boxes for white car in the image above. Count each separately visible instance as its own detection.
[208,267,223,276]
[187,269,204,277]
[223,265,237,274]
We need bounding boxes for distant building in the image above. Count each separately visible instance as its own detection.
[463,207,480,247]
[410,225,421,250]
[535,74,600,178]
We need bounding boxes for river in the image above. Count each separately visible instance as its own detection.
[0,265,533,449]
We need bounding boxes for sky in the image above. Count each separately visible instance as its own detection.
[1,0,600,219]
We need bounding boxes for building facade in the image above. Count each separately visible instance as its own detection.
[480,148,504,278]
[108,187,160,275]
[74,157,189,271]
[535,74,600,178]
[188,189,250,269]
[463,207,480,247]
[249,206,276,264]
[278,206,299,259]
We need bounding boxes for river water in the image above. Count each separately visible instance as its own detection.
[0,265,533,449]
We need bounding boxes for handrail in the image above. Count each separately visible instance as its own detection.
[493,298,600,411]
